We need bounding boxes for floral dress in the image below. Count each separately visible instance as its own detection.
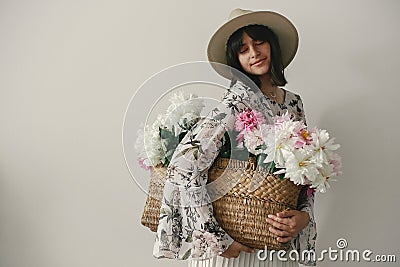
[153,80,317,266]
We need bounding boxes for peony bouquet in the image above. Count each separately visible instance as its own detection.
[135,91,205,170]
[135,92,342,194]
[233,108,342,194]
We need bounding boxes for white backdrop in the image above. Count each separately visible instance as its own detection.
[1,0,399,266]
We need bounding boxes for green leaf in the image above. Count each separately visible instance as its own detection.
[214,113,227,120]
[232,149,250,161]
[160,128,174,139]
[160,207,171,215]
[269,161,276,171]
[178,131,187,142]
[163,158,170,167]
[182,249,191,260]
[220,151,230,158]
[256,153,267,167]
[165,149,175,161]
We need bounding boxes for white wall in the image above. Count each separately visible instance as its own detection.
[1,0,399,266]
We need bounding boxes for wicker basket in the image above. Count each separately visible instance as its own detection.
[140,164,168,232]
[141,157,302,250]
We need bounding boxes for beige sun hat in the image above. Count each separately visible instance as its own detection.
[207,8,299,79]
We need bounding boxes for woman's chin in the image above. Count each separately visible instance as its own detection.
[248,66,269,76]
[250,70,269,76]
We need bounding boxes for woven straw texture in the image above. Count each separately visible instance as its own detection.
[140,164,168,232]
[141,157,301,251]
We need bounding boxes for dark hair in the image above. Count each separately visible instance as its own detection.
[226,24,287,88]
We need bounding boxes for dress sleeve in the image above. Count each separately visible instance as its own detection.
[153,84,249,260]
[290,95,317,266]
[291,188,317,266]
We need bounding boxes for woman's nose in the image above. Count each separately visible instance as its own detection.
[249,45,260,58]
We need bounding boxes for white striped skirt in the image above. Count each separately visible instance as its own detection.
[188,249,299,267]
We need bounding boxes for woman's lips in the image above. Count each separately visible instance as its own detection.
[251,58,266,66]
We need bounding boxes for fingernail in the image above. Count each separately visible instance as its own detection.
[267,215,273,218]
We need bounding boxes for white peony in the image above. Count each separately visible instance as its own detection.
[243,127,265,155]
[282,149,319,185]
[164,91,205,135]
[310,129,340,164]
[135,91,206,169]
[309,163,334,193]
[134,122,164,167]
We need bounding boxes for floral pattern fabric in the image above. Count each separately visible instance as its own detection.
[153,80,317,266]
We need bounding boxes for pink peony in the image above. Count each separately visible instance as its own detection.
[306,186,315,197]
[330,153,343,176]
[274,112,292,124]
[137,157,152,170]
[234,108,266,133]
[294,129,312,149]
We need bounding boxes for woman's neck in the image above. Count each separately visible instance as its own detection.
[258,74,284,104]
[259,74,275,94]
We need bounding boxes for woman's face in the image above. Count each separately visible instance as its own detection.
[237,31,271,77]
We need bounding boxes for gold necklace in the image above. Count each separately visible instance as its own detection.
[264,86,278,100]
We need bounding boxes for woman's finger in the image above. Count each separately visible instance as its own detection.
[266,216,293,231]
[239,243,255,253]
[268,214,296,228]
[277,236,293,243]
[268,225,291,237]
[266,217,290,232]
[267,214,293,227]
[277,209,298,218]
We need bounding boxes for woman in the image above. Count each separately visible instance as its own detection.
[153,8,317,266]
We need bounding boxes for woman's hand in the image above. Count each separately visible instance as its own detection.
[266,209,310,243]
[220,241,255,258]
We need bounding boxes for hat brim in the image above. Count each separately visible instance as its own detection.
[207,11,299,79]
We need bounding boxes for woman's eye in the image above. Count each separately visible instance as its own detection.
[256,41,265,45]
[239,48,248,53]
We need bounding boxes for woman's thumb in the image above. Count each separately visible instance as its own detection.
[240,243,255,253]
